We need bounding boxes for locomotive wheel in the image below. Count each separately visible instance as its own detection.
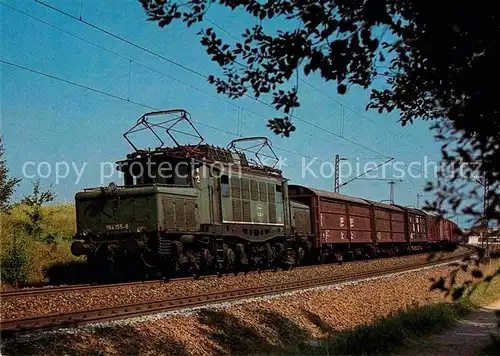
[161,257,175,282]
[185,250,199,278]
[191,251,202,280]
[86,253,99,284]
[318,249,325,265]
[199,248,215,276]
[98,257,115,283]
[234,243,249,276]
[272,245,280,272]
[217,245,235,277]
[261,243,274,272]
[141,251,159,269]
[90,246,115,283]
[297,246,305,266]
[282,248,295,270]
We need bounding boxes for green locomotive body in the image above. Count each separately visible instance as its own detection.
[71,110,312,278]
[71,109,460,280]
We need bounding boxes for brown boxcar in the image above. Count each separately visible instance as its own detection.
[426,213,460,243]
[445,219,458,242]
[396,207,428,243]
[365,201,406,244]
[450,221,461,242]
[425,212,440,242]
[441,219,451,241]
[288,185,372,247]
[439,219,446,241]
[290,200,313,238]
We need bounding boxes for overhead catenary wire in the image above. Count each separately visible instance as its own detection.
[0,3,269,125]
[194,9,424,150]
[299,80,424,150]
[29,0,391,158]
[32,0,208,78]
[5,2,426,180]
[3,1,373,160]
[0,58,329,164]
[339,158,394,188]
[2,58,423,200]
[1,3,387,170]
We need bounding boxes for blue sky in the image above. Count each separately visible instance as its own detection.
[1,1,454,221]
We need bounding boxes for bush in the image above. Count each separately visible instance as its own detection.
[20,180,55,239]
[0,204,81,286]
[306,302,472,355]
[1,235,29,287]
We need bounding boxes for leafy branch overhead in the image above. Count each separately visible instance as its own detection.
[139,0,389,134]
[430,249,500,304]
[139,0,500,223]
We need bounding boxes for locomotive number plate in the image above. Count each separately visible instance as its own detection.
[105,223,129,231]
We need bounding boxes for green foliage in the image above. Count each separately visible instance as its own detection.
[462,263,500,307]
[0,136,21,211]
[304,303,472,355]
[430,250,500,303]
[139,0,499,224]
[0,204,80,286]
[1,234,29,287]
[20,180,56,239]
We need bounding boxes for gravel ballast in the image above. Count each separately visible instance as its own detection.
[1,250,464,320]
[3,254,492,356]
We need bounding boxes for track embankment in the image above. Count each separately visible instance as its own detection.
[3,247,493,356]
[1,247,471,337]
[2,249,467,321]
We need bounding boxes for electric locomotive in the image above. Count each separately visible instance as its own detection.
[71,110,312,279]
[71,109,461,280]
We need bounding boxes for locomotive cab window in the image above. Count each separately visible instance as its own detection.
[276,184,282,203]
[121,159,193,187]
[173,163,190,186]
[221,175,230,197]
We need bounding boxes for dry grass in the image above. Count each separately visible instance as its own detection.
[465,259,500,307]
[0,204,83,287]
[3,261,497,356]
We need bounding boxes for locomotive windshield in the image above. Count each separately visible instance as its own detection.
[119,157,194,187]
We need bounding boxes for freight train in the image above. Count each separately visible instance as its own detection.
[71,110,461,279]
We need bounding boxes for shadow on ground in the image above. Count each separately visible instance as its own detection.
[2,307,338,355]
[195,308,335,354]
[43,260,151,286]
[43,260,94,285]
[2,325,190,356]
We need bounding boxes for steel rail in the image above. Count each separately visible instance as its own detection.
[1,280,161,299]
[0,249,471,337]
[0,264,324,299]
[0,249,459,300]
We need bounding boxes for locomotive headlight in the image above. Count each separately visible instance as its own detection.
[137,225,147,233]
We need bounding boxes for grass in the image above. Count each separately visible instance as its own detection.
[300,302,473,355]
[0,203,84,286]
[299,259,500,355]
[465,261,500,307]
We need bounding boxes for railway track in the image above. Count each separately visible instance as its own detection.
[0,248,465,300]
[0,248,472,338]
[1,279,165,299]
[0,264,323,300]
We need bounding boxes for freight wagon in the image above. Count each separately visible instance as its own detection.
[71,110,461,280]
